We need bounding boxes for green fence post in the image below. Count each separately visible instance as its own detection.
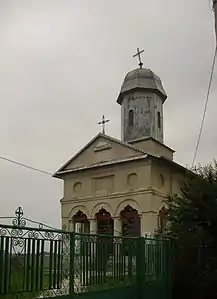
[167,239,173,299]
[69,232,75,295]
[136,237,146,299]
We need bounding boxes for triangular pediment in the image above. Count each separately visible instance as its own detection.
[54,133,145,175]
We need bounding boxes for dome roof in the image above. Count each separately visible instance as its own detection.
[117,68,167,104]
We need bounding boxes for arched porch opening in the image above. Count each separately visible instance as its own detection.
[95,208,114,266]
[120,205,141,237]
[158,207,167,234]
[95,208,114,236]
[73,210,90,233]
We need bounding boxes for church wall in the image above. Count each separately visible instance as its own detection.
[62,190,153,218]
[61,158,154,229]
[62,190,155,234]
[61,157,185,235]
[150,159,185,197]
[62,158,152,203]
[61,188,162,235]
[139,160,185,234]
[140,192,169,235]
[171,172,185,194]
[141,212,158,235]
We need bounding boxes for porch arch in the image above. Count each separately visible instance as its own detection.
[114,199,141,217]
[68,205,90,219]
[91,202,113,218]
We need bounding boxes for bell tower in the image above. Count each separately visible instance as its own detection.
[117,49,167,144]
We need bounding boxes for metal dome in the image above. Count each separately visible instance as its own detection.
[117,68,167,104]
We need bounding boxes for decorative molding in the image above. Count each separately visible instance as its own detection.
[73,182,82,193]
[61,187,169,205]
[91,202,113,217]
[68,205,90,219]
[115,200,141,216]
[55,154,148,175]
[94,141,112,152]
[92,174,114,194]
[141,211,158,215]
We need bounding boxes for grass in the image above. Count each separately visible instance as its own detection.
[0,264,59,299]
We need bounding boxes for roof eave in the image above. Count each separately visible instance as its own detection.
[53,154,149,178]
[117,87,167,105]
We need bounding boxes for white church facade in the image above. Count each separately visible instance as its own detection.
[53,54,187,237]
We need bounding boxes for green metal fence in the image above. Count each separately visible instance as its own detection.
[0,208,173,299]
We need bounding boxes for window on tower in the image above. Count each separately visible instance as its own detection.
[128,109,134,127]
[157,111,161,129]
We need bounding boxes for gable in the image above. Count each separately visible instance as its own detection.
[55,134,144,174]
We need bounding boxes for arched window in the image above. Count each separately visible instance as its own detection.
[157,111,161,129]
[128,109,134,127]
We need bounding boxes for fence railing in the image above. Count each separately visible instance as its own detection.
[0,222,173,298]
[0,223,70,298]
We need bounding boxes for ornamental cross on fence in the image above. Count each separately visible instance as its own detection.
[3,206,57,230]
[15,206,24,227]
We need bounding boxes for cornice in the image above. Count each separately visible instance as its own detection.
[60,187,168,205]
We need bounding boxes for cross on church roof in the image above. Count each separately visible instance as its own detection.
[98,115,110,135]
[133,48,144,69]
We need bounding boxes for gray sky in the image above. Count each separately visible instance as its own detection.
[0,0,216,228]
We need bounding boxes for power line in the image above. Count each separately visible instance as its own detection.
[0,156,52,176]
[192,47,217,168]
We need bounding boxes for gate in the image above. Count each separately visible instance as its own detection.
[0,207,173,299]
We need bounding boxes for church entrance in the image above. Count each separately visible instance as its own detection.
[73,211,90,263]
[95,208,114,236]
[73,210,90,233]
[158,206,168,234]
[95,208,114,272]
[120,205,141,237]
[120,205,140,258]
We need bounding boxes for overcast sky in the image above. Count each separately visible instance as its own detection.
[0,0,216,228]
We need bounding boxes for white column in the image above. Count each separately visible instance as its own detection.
[89,218,97,234]
[113,217,122,236]
[89,219,97,260]
[113,217,122,269]
[68,219,74,232]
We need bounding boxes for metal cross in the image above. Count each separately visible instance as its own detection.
[133,48,144,68]
[98,115,110,135]
[15,207,23,227]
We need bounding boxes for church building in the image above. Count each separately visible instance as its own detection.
[53,49,187,237]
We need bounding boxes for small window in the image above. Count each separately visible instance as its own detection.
[128,109,134,127]
[157,111,161,129]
